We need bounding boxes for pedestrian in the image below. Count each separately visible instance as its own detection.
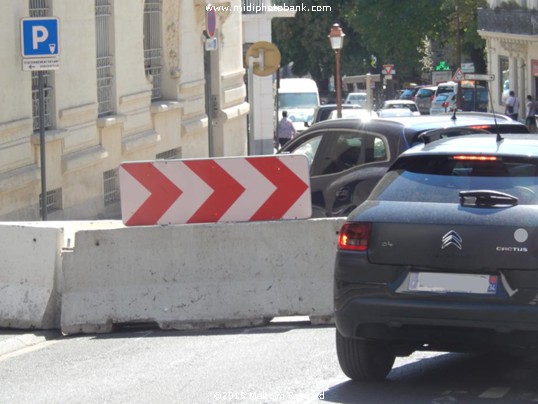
[276,110,296,149]
[526,95,537,133]
[505,90,520,121]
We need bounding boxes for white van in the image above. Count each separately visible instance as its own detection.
[435,81,458,97]
[277,78,320,133]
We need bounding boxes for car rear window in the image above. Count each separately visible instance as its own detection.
[400,89,414,98]
[319,108,335,121]
[437,85,455,96]
[434,94,450,102]
[416,89,434,97]
[370,155,538,204]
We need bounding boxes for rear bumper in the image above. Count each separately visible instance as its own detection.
[334,285,538,345]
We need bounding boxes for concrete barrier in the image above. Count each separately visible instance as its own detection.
[0,221,125,330]
[61,218,345,334]
[0,223,63,329]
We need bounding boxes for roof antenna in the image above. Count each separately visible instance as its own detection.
[451,106,457,121]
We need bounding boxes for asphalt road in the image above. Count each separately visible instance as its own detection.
[1,319,538,403]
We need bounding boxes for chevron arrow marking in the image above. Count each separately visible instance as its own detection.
[247,157,310,221]
[183,159,246,224]
[120,155,311,226]
[120,162,183,226]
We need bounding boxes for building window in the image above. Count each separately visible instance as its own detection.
[103,169,120,206]
[96,0,114,116]
[30,0,54,131]
[156,148,182,160]
[39,188,62,216]
[143,0,163,100]
[29,0,49,17]
[499,56,509,105]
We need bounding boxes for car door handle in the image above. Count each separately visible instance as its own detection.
[335,187,350,201]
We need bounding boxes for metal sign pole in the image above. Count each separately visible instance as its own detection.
[38,70,47,220]
[20,17,61,220]
[204,43,214,157]
[247,57,255,155]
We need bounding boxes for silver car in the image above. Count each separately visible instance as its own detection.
[430,92,456,114]
[414,86,437,114]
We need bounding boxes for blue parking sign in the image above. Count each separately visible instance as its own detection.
[21,17,60,58]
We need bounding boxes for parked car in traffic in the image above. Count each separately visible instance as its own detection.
[334,132,538,381]
[278,113,528,217]
[327,108,377,120]
[344,92,367,107]
[399,86,422,100]
[429,92,457,114]
[308,104,366,127]
[461,86,489,112]
[414,85,437,114]
[377,100,420,117]
[435,81,489,112]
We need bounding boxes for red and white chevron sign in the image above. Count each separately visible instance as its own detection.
[119,155,311,226]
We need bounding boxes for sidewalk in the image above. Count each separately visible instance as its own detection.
[0,329,61,356]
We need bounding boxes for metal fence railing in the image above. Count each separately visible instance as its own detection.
[478,7,538,35]
[96,0,114,116]
[144,0,163,100]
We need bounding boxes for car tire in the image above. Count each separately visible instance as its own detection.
[336,329,395,381]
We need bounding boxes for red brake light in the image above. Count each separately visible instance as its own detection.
[452,155,498,161]
[338,223,371,251]
[468,125,489,131]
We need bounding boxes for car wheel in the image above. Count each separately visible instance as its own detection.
[336,329,395,381]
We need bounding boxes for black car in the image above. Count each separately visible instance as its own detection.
[334,133,538,381]
[399,87,422,100]
[307,103,365,127]
[279,113,528,217]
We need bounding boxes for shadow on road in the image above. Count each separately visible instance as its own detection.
[322,351,538,403]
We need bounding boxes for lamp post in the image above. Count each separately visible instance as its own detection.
[329,23,345,118]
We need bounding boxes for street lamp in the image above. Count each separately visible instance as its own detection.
[329,23,345,118]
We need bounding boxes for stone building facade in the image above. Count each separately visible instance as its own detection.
[1,0,248,220]
[478,0,538,116]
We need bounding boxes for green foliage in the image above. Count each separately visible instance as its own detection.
[272,0,487,85]
[347,0,447,78]
[272,0,366,89]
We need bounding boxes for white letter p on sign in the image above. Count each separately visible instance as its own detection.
[32,26,48,49]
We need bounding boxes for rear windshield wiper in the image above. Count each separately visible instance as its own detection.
[459,190,518,207]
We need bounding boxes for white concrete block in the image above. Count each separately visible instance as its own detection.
[0,224,63,329]
[61,218,345,334]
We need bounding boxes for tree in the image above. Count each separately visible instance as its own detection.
[450,0,489,73]
[272,0,487,88]
[272,0,369,92]
[347,0,448,81]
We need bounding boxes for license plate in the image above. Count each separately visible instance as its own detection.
[408,272,498,295]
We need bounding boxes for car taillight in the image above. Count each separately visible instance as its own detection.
[453,155,498,161]
[468,125,489,131]
[338,223,371,251]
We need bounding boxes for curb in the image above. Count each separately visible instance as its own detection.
[0,331,60,356]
